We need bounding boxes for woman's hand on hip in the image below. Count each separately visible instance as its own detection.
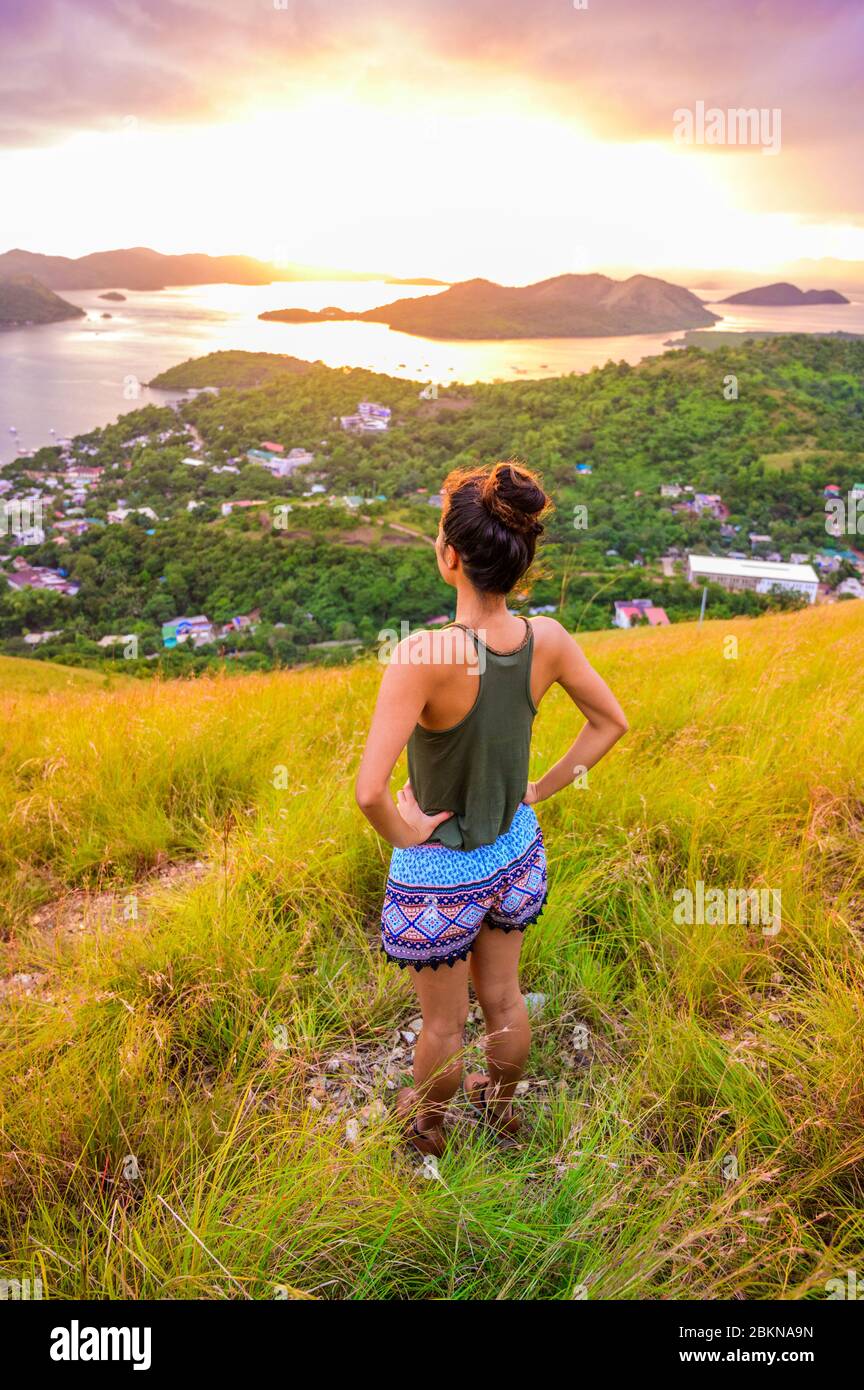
[396,781,453,846]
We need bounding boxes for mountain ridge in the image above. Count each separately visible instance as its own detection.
[0,247,395,291]
[260,272,721,338]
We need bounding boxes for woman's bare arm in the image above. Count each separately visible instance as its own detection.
[526,624,628,804]
[355,640,454,848]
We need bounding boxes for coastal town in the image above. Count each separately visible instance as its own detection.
[1,342,863,669]
[0,390,449,661]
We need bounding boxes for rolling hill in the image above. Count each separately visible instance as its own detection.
[148,349,318,390]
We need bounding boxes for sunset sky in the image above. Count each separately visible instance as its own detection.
[2,0,863,282]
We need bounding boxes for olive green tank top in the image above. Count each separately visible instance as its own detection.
[407,618,537,852]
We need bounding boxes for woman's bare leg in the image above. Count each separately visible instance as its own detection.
[408,957,470,1129]
[468,924,530,1120]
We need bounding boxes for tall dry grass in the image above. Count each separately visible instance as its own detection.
[1,604,862,1299]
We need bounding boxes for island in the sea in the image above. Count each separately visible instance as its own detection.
[665,328,863,351]
[0,273,86,327]
[718,282,850,306]
[259,273,721,339]
[98,291,127,302]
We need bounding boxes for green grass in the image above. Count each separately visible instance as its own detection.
[760,447,858,473]
[1,605,863,1299]
[0,654,121,694]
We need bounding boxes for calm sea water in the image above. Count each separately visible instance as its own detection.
[2,279,863,461]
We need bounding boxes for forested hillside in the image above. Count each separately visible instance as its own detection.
[2,335,862,673]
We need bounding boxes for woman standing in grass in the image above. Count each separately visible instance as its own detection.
[356,462,628,1155]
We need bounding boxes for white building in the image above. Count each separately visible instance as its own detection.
[246,447,314,476]
[340,401,390,434]
[107,506,158,524]
[162,615,214,648]
[221,499,269,517]
[687,554,819,603]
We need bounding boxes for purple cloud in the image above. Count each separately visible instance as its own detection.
[0,0,860,171]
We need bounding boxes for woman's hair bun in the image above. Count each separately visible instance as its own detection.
[479,461,549,538]
[439,459,552,594]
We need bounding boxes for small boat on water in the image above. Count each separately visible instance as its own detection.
[9,425,16,433]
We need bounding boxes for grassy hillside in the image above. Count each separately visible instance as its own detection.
[0,654,120,694]
[149,349,317,389]
[1,604,862,1299]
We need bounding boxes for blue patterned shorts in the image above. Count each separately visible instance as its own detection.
[381,803,547,970]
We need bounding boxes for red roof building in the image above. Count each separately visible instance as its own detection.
[613,600,671,630]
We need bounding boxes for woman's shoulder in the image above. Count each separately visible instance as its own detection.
[529,614,573,649]
[528,617,582,680]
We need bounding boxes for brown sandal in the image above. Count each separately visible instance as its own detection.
[396,1088,446,1157]
[465,1072,522,1136]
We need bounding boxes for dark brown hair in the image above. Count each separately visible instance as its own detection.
[440,461,552,594]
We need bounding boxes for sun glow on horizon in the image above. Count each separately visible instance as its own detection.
[5,91,864,280]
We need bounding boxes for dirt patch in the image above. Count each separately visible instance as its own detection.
[340,526,379,545]
[387,523,436,548]
[0,970,48,1002]
[0,860,211,1002]
[23,859,210,939]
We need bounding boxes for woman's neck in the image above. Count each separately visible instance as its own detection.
[454,590,511,631]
